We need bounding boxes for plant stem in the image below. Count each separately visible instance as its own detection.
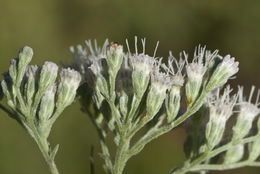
[172,135,260,174]
[112,130,130,174]
[108,72,122,131]
[128,87,209,157]
[28,120,60,174]
[191,161,260,171]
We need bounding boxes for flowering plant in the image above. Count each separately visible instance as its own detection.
[1,38,260,174]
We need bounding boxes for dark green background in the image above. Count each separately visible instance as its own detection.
[0,0,260,174]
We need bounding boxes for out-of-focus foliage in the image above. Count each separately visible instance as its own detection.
[0,0,260,174]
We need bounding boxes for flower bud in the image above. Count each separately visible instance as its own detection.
[56,68,81,109]
[9,59,17,81]
[206,86,236,149]
[232,86,260,141]
[39,85,56,121]
[89,59,109,98]
[25,65,39,106]
[106,43,124,73]
[185,46,213,104]
[208,55,239,89]
[185,62,206,104]
[224,144,244,164]
[16,46,33,87]
[1,80,14,108]
[130,54,154,98]
[38,85,56,138]
[248,138,260,161]
[129,38,156,98]
[18,46,33,67]
[166,85,181,123]
[162,54,185,122]
[39,62,58,91]
[146,68,171,117]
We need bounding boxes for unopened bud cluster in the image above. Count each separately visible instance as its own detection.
[0,46,81,174]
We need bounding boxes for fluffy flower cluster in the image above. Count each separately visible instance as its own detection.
[70,38,239,108]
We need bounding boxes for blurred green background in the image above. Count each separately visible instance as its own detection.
[1,0,260,174]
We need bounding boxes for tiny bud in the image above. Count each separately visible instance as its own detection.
[8,59,17,81]
[166,85,181,123]
[224,144,244,164]
[208,55,239,89]
[16,46,33,87]
[1,80,14,108]
[89,59,104,76]
[106,43,124,73]
[39,62,58,91]
[56,68,81,109]
[39,85,56,121]
[18,46,33,67]
[25,65,39,106]
[185,62,205,104]
[38,85,57,138]
[89,59,109,97]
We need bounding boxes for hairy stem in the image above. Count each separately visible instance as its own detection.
[172,134,260,174]
[191,161,260,171]
[112,130,130,174]
[27,119,59,174]
[128,87,210,157]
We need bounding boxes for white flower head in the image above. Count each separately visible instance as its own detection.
[70,39,109,81]
[208,86,237,122]
[106,42,124,72]
[219,55,239,77]
[106,43,123,57]
[43,61,58,73]
[237,86,260,121]
[89,58,105,76]
[209,54,239,88]
[60,68,82,90]
[162,51,186,87]
[150,59,172,94]
[185,45,218,81]
[231,86,260,141]
[39,62,59,89]
[206,86,237,148]
[127,37,157,76]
